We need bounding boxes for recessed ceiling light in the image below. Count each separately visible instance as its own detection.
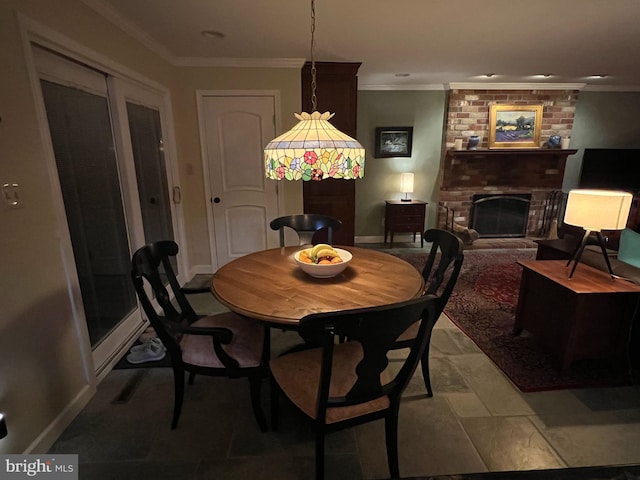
[394,73,411,77]
[590,74,608,78]
[485,73,495,78]
[542,73,552,78]
[201,30,225,39]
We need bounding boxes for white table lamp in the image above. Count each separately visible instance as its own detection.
[564,189,633,279]
[400,173,414,202]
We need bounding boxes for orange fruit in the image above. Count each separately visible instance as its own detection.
[318,259,331,264]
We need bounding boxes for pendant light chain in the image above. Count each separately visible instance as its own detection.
[310,0,317,112]
[263,0,365,181]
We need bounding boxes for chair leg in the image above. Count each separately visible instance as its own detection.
[420,344,433,397]
[188,372,196,385]
[248,375,267,432]
[171,368,185,430]
[385,411,400,479]
[315,430,325,480]
[270,374,280,431]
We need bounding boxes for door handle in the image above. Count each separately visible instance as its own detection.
[213,197,221,204]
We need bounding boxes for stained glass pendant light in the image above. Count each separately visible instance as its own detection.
[264,0,365,181]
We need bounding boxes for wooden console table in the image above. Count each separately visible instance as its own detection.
[513,260,640,372]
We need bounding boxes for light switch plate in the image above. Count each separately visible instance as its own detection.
[2,183,24,209]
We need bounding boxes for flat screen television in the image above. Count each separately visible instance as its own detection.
[579,148,640,193]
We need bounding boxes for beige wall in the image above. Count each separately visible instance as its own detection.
[170,68,302,267]
[356,90,447,237]
[0,0,300,453]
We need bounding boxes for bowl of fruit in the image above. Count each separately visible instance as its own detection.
[294,244,352,278]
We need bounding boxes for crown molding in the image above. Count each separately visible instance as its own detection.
[173,57,306,69]
[81,0,177,63]
[447,82,587,91]
[358,84,445,91]
[582,84,640,92]
[82,0,305,69]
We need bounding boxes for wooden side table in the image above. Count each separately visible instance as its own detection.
[384,200,427,248]
[513,260,640,372]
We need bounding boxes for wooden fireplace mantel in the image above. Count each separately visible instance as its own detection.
[442,148,578,190]
[445,148,578,160]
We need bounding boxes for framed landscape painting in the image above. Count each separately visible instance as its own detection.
[374,127,413,158]
[488,104,543,148]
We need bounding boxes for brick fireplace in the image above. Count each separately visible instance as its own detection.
[438,149,577,237]
[438,88,580,238]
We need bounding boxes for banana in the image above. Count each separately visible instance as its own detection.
[316,248,338,259]
[310,243,333,258]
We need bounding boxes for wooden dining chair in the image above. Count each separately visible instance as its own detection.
[393,228,464,396]
[269,295,440,480]
[269,214,342,246]
[130,240,268,431]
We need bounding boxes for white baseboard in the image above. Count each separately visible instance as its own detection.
[354,234,423,245]
[192,264,213,275]
[24,383,96,454]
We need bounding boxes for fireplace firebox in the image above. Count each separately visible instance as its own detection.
[470,193,532,238]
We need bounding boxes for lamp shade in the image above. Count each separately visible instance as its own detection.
[400,173,414,193]
[264,111,365,181]
[564,189,633,231]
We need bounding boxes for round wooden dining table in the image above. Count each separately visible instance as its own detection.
[210,246,425,328]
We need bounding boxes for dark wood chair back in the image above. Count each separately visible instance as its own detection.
[269,214,342,246]
[270,295,439,479]
[422,228,465,306]
[392,229,464,396]
[130,240,196,359]
[303,295,439,408]
[131,240,267,431]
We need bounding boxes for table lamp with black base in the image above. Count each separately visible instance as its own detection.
[563,189,633,279]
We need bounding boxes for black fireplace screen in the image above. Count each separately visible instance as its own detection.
[470,193,532,238]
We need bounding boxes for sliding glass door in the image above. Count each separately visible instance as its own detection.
[40,79,138,347]
[34,46,181,372]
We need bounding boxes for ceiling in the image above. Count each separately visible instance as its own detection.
[84,0,640,91]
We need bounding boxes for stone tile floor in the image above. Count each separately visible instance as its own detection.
[48,242,640,479]
[49,311,640,479]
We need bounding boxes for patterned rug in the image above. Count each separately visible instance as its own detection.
[391,249,636,392]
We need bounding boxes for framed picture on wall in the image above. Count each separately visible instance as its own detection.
[488,104,543,148]
[374,127,413,158]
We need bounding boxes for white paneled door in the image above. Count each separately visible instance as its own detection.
[200,94,280,268]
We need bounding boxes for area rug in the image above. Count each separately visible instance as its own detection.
[390,249,636,392]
